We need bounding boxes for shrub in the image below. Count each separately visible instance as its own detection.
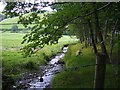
[11,25,19,33]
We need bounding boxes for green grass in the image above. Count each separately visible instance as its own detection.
[52,43,96,88]
[64,43,95,68]
[0,12,45,30]
[52,42,119,88]
[0,16,25,29]
[0,17,19,24]
[1,32,25,49]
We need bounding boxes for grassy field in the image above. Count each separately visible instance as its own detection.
[1,32,78,78]
[52,42,119,88]
[0,16,25,29]
[0,12,45,30]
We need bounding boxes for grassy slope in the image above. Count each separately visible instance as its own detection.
[0,16,25,29]
[0,12,45,30]
[52,43,96,88]
[1,32,78,78]
[52,42,119,88]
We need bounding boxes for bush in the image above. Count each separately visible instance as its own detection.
[11,25,19,33]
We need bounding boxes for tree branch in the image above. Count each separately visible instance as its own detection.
[69,2,111,23]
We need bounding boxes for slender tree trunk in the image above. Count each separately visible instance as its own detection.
[94,22,98,44]
[109,19,118,63]
[93,3,108,57]
[79,38,83,43]
[88,19,97,54]
[83,24,87,48]
[103,20,108,43]
[88,29,92,46]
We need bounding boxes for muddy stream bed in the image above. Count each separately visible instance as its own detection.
[13,46,68,90]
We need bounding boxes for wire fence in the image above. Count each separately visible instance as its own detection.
[62,63,120,88]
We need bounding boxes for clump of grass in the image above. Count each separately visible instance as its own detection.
[23,60,38,70]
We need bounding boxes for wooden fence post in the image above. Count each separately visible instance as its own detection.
[94,53,106,90]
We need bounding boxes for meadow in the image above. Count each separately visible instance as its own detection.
[0,12,46,30]
[0,16,25,29]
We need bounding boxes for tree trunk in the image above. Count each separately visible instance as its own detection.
[93,3,108,57]
[94,53,106,89]
[92,2,108,89]
[88,29,92,46]
[109,19,118,63]
[94,22,98,44]
[83,24,87,48]
[103,20,108,43]
[88,19,97,54]
[79,37,83,43]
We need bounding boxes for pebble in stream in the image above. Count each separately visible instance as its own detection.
[13,46,68,90]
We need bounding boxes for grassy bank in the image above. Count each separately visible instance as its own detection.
[52,42,119,88]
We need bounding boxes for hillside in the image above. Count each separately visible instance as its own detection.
[0,16,25,30]
[0,12,48,30]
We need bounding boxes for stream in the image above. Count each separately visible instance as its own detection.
[13,46,68,90]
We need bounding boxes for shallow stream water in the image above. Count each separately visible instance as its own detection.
[13,46,68,90]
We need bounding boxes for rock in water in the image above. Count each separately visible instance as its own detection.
[57,60,65,64]
[40,77,43,82]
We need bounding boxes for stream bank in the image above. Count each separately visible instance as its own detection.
[13,46,68,90]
